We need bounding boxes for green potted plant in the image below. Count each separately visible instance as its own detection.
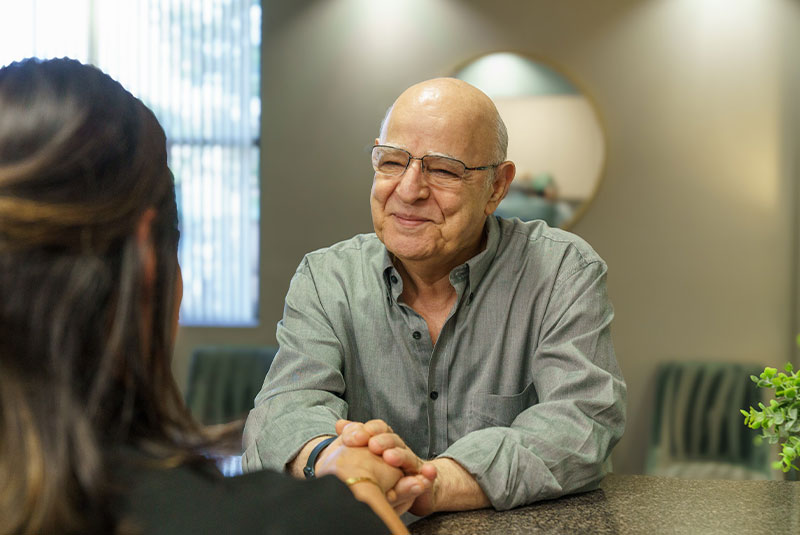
[741,360,800,473]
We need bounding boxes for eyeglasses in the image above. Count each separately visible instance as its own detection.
[371,145,499,186]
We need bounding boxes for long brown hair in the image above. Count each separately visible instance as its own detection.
[0,58,212,534]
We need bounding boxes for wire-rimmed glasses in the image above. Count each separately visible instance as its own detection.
[371,145,499,187]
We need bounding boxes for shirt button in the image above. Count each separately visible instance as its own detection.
[412,331,422,340]
[390,275,398,284]
[429,391,439,400]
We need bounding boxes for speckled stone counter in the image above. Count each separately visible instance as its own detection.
[409,474,800,534]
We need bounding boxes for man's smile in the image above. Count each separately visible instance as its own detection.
[391,212,432,228]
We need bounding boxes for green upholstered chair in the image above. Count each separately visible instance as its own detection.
[184,345,277,425]
[645,361,777,480]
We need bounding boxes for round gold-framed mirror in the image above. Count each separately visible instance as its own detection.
[453,52,606,229]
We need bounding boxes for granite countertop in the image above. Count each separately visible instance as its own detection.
[409,474,800,534]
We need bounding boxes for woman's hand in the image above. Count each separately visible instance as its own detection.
[316,440,411,534]
[336,419,437,516]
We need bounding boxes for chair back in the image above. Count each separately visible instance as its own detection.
[645,361,775,479]
[185,345,277,425]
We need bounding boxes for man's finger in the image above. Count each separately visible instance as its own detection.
[382,446,423,473]
[339,425,372,447]
[335,419,353,435]
[385,474,431,515]
[391,475,429,501]
[418,462,437,482]
[364,419,393,435]
[367,432,407,455]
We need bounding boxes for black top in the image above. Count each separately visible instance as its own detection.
[116,454,387,535]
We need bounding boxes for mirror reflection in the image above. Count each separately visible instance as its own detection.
[453,52,605,229]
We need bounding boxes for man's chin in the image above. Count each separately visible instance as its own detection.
[383,237,434,264]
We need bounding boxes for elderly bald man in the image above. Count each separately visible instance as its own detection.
[243,78,626,515]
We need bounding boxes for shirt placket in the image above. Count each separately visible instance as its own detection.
[386,267,436,454]
[386,264,470,460]
[428,327,449,458]
[426,269,469,459]
[397,306,437,457]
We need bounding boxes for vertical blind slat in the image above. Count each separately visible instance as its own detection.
[0,1,261,326]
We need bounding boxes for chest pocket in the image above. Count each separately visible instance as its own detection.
[468,381,538,429]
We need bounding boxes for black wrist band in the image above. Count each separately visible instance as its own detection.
[303,436,336,479]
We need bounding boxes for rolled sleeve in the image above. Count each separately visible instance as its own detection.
[242,259,348,472]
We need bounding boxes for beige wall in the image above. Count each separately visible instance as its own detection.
[174,0,800,475]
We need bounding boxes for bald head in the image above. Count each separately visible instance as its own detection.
[379,78,508,165]
[370,78,517,271]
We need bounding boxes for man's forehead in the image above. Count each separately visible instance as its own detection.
[383,103,493,159]
[382,115,474,157]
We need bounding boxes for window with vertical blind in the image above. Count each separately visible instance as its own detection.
[0,0,261,326]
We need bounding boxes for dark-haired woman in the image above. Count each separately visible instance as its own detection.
[0,57,408,535]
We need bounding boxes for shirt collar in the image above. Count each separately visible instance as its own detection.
[381,248,395,280]
[381,249,400,304]
[457,215,501,294]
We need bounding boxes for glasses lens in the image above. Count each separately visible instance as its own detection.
[372,146,409,176]
[422,156,466,181]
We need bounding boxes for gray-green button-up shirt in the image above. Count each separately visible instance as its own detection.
[243,216,626,510]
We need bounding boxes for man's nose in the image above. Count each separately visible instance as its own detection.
[395,158,429,201]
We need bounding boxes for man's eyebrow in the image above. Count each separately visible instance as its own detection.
[425,151,460,160]
[380,142,408,151]
[382,143,460,160]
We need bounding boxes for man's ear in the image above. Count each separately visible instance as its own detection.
[135,208,158,291]
[485,161,516,215]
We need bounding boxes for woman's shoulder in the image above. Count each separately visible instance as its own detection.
[115,452,386,535]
